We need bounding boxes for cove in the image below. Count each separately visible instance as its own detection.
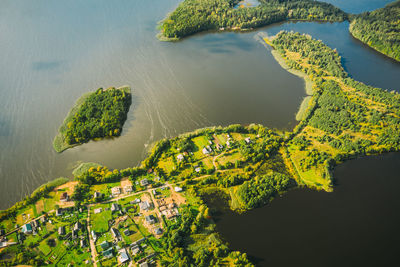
[213,152,400,266]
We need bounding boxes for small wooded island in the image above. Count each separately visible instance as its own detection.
[1,31,400,266]
[53,86,132,153]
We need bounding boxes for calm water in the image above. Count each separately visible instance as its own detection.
[214,153,400,267]
[0,1,399,263]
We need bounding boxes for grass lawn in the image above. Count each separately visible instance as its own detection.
[95,231,113,253]
[91,181,121,198]
[201,157,214,170]
[43,193,57,212]
[100,257,118,267]
[217,150,243,166]
[159,187,171,198]
[289,150,331,191]
[157,156,175,173]
[91,204,112,233]
[0,218,16,232]
[15,207,35,226]
[38,239,52,256]
[192,135,212,159]
[215,134,228,145]
[58,248,92,266]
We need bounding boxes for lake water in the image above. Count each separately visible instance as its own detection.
[0,0,399,264]
[214,153,400,266]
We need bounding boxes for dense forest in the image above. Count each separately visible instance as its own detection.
[160,0,347,39]
[349,0,400,62]
[53,86,131,152]
[236,173,290,209]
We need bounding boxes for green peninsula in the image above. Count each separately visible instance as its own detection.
[53,86,132,153]
[2,33,400,266]
[349,0,400,62]
[159,0,347,40]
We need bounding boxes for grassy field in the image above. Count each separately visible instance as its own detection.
[90,204,113,233]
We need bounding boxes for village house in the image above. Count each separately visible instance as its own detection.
[111,227,120,240]
[100,241,110,251]
[94,208,102,214]
[139,201,151,211]
[21,223,32,234]
[56,208,63,217]
[31,220,39,229]
[91,230,97,242]
[154,228,163,235]
[195,167,201,173]
[177,154,184,161]
[145,215,156,225]
[58,226,65,236]
[111,203,120,212]
[72,230,78,240]
[118,248,130,264]
[111,187,121,196]
[124,185,133,193]
[80,239,86,248]
[139,262,150,267]
[73,221,82,231]
[60,192,69,202]
[93,191,102,199]
[174,186,183,192]
[131,245,141,255]
[103,248,113,258]
[140,179,149,186]
[245,137,251,144]
[202,147,210,155]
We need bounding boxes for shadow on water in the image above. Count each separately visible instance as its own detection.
[211,153,400,267]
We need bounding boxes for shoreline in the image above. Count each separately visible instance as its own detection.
[267,39,314,121]
[53,85,131,153]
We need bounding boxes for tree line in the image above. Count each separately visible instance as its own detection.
[161,0,347,39]
[63,87,131,145]
[349,0,400,62]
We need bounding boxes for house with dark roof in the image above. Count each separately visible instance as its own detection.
[102,247,113,258]
[94,191,102,199]
[100,240,110,251]
[56,208,63,217]
[154,228,163,235]
[60,192,69,202]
